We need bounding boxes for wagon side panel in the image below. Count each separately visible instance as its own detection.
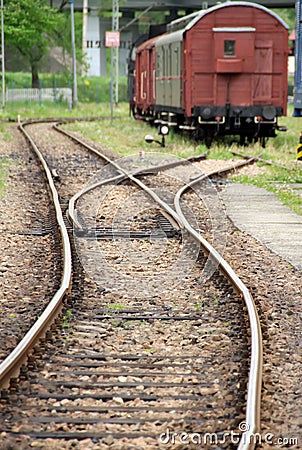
[170,40,182,108]
[183,4,288,118]
[135,48,148,112]
[148,45,156,106]
[155,32,183,110]
[135,37,159,115]
[252,13,288,115]
[183,27,214,117]
[134,49,142,109]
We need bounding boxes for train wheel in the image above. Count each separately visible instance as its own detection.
[239,135,246,146]
[260,137,267,148]
[205,136,212,148]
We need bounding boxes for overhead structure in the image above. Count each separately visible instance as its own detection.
[70,0,78,106]
[111,0,119,105]
[53,0,295,10]
[51,0,295,77]
[82,0,88,76]
[294,0,302,116]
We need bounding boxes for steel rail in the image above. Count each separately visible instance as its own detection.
[54,125,263,449]
[0,120,189,388]
[2,121,262,449]
[68,173,127,229]
[174,164,263,450]
[64,123,263,450]
[70,165,184,230]
[0,123,73,390]
[54,121,209,168]
[56,125,185,229]
[231,149,288,170]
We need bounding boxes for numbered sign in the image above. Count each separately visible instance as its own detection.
[105,31,120,48]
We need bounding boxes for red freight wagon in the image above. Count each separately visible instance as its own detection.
[133,2,289,147]
[134,36,159,117]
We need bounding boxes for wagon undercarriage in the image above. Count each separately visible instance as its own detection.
[142,106,285,148]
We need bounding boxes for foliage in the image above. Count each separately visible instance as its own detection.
[2,73,128,107]
[98,0,126,17]
[0,99,301,213]
[272,8,295,32]
[4,72,70,88]
[57,11,83,69]
[77,76,128,103]
[4,0,64,87]
[0,157,9,196]
[62,102,302,214]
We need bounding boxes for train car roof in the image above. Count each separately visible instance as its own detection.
[137,34,162,52]
[155,29,184,47]
[167,1,289,32]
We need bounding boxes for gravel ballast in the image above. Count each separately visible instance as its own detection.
[0,124,300,449]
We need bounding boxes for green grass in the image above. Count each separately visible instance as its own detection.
[63,102,302,214]
[226,107,302,214]
[106,303,124,310]
[0,101,115,121]
[2,73,128,108]
[61,309,72,329]
[0,157,9,196]
[0,100,301,214]
[63,103,208,159]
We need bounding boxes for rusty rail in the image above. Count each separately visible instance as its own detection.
[65,129,263,450]
[1,122,263,450]
[174,163,263,450]
[0,122,72,391]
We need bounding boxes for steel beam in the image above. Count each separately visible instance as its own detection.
[51,0,295,11]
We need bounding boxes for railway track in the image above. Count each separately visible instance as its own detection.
[0,120,262,450]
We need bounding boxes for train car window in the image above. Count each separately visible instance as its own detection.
[224,40,235,56]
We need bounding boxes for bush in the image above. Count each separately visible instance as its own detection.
[2,73,128,104]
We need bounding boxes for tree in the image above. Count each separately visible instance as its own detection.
[4,0,64,87]
[272,8,295,33]
[57,9,83,73]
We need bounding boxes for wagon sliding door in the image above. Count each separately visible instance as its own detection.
[155,40,182,108]
[253,41,273,102]
[213,28,256,106]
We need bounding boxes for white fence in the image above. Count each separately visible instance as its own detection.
[5,87,72,105]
